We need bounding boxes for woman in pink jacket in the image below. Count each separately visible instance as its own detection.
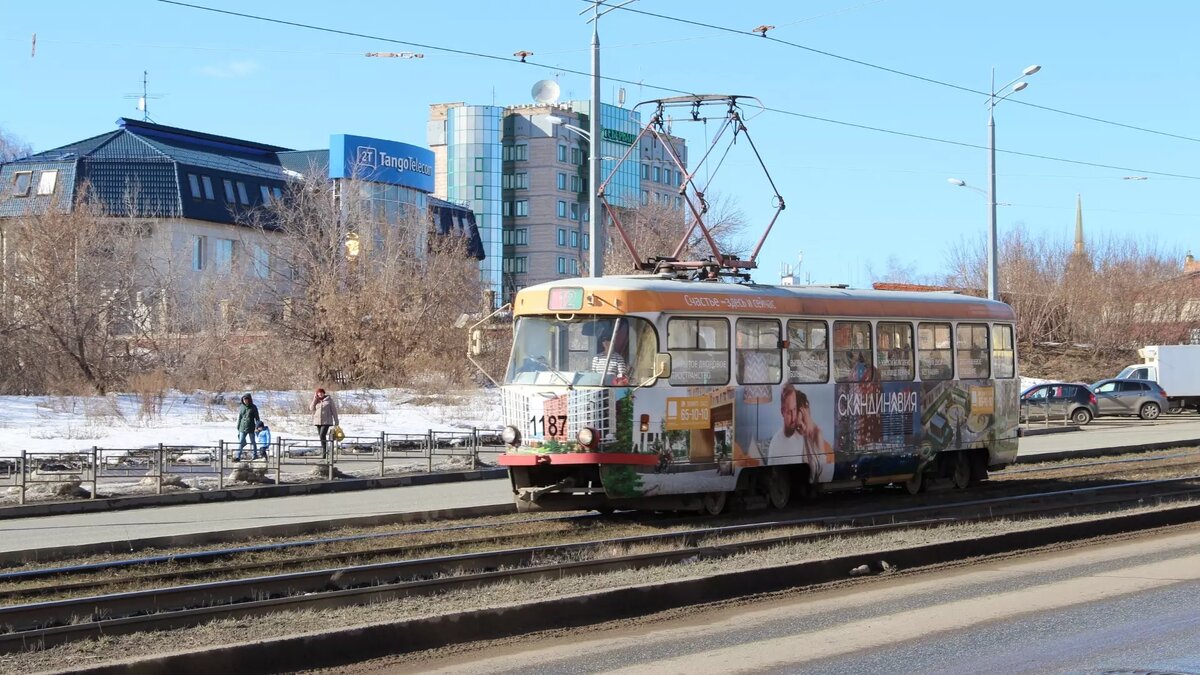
[311,388,340,456]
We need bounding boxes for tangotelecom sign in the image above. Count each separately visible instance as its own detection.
[330,134,435,193]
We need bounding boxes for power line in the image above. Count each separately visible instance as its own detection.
[592,1,1200,145]
[155,1,1200,180]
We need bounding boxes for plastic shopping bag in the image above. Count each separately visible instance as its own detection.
[332,425,345,442]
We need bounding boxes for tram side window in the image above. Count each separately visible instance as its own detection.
[957,323,990,379]
[667,318,730,385]
[736,319,782,385]
[833,320,873,383]
[877,321,914,381]
[787,319,828,383]
[917,322,954,381]
[993,324,1016,378]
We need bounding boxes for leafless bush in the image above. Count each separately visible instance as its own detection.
[128,369,169,420]
[945,225,1190,352]
[242,171,488,388]
[593,193,748,275]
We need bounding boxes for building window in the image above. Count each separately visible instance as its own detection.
[213,238,234,275]
[557,200,567,218]
[502,173,528,189]
[514,200,528,216]
[223,179,235,202]
[676,196,682,209]
[236,181,250,205]
[557,228,567,246]
[640,164,649,180]
[503,228,529,246]
[583,233,590,250]
[503,256,528,274]
[663,168,672,185]
[201,176,215,200]
[252,244,269,278]
[570,175,581,192]
[641,190,649,205]
[260,185,271,204]
[475,185,485,199]
[653,166,661,183]
[36,170,58,196]
[557,257,566,274]
[191,235,207,271]
[11,171,32,197]
[570,230,579,248]
[272,186,283,200]
[502,201,512,217]
[475,157,484,171]
[570,203,580,221]
[571,148,582,165]
[187,173,202,199]
[558,145,567,162]
[503,145,528,161]
[557,173,567,190]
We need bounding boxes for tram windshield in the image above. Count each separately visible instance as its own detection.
[505,315,658,386]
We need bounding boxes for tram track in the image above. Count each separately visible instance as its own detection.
[3,449,1199,605]
[5,473,1200,655]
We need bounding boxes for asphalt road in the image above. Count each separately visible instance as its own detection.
[394,526,1200,674]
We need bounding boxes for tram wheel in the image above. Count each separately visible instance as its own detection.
[701,491,728,516]
[766,467,792,509]
[904,470,924,495]
[950,452,970,490]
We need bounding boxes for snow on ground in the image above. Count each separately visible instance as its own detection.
[0,388,502,457]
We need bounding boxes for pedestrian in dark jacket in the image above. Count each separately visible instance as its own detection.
[235,393,262,461]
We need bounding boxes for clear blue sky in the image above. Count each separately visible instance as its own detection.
[2,1,1197,286]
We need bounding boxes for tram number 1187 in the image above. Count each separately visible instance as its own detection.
[529,415,568,439]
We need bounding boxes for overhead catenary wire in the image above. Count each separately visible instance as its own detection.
[589,0,1200,145]
[155,0,1200,181]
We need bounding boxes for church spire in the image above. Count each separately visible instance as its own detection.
[1074,193,1084,255]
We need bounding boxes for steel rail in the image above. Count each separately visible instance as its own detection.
[3,475,1200,653]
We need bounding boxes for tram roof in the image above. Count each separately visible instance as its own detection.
[513,276,1016,321]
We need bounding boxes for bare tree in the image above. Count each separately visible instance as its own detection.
[0,127,31,162]
[244,172,487,385]
[1,188,167,393]
[593,192,748,275]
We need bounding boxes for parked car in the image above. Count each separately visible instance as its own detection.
[1020,382,1098,426]
[1089,378,1169,420]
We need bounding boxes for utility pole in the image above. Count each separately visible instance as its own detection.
[588,2,604,278]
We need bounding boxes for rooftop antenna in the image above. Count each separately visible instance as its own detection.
[123,70,164,123]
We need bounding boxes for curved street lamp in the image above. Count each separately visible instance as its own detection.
[984,64,1041,301]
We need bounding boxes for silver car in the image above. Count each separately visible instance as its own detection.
[1089,378,1169,420]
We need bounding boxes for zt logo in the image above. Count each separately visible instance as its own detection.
[356,146,378,168]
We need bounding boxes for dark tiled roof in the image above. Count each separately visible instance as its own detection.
[1,119,295,223]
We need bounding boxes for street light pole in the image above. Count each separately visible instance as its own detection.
[984,64,1040,301]
[588,5,604,278]
[987,72,998,301]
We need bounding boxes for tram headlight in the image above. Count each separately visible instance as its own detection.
[576,427,598,448]
[501,425,521,446]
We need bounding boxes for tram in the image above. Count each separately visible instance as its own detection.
[494,276,1019,513]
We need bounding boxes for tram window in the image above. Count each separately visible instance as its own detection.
[877,322,914,381]
[957,323,990,379]
[787,320,828,383]
[993,324,1016,378]
[736,319,782,385]
[917,322,954,381]
[667,318,730,385]
[833,321,873,383]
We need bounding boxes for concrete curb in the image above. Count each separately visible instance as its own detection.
[1019,425,1080,437]
[1015,437,1200,463]
[69,502,1200,675]
[0,467,508,521]
[0,502,515,565]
